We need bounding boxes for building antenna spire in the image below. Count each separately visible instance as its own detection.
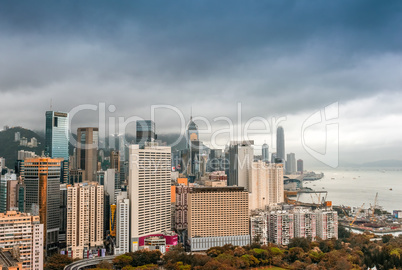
[50,98,53,110]
[190,105,193,120]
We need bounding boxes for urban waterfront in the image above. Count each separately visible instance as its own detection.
[300,168,402,212]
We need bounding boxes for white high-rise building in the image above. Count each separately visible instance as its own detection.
[316,211,338,240]
[115,192,129,255]
[66,182,104,259]
[249,161,284,210]
[129,145,171,251]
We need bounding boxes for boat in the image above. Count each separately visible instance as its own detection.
[331,177,335,180]
[390,188,393,191]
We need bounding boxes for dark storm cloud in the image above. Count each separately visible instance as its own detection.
[0,0,402,163]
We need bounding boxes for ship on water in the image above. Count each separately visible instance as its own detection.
[303,171,324,181]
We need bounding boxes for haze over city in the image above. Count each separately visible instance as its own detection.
[1,1,402,166]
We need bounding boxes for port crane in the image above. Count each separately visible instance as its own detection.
[350,203,365,226]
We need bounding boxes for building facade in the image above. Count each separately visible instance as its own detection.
[249,161,284,210]
[316,211,338,240]
[114,194,129,255]
[276,126,285,163]
[136,120,156,148]
[267,211,294,246]
[24,157,61,255]
[0,211,43,269]
[66,182,104,259]
[262,143,269,163]
[129,145,171,251]
[76,127,99,182]
[187,187,250,251]
[286,153,296,174]
[293,208,317,239]
[228,141,254,189]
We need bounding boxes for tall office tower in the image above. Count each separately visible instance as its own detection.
[136,120,156,148]
[208,149,223,172]
[316,211,338,240]
[114,192,129,255]
[286,153,296,174]
[59,184,68,248]
[249,161,284,210]
[297,159,304,173]
[129,145,171,251]
[103,168,120,204]
[267,211,294,245]
[45,111,69,160]
[0,211,43,269]
[187,187,250,251]
[77,127,99,182]
[110,151,120,172]
[276,126,285,163]
[228,141,254,189]
[186,117,199,148]
[24,157,61,255]
[0,173,17,212]
[262,143,269,163]
[293,208,317,239]
[66,182,104,259]
[45,111,69,183]
[250,212,268,245]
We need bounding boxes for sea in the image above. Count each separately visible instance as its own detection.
[298,168,402,213]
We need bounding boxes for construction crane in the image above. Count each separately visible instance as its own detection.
[350,203,365,226]
[370,193,378,221]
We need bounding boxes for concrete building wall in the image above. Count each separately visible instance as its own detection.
[66,182,104,259]
[129,145,171,251]
[0,211,44,270]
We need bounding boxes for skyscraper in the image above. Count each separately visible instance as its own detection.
[286,153,296,174]
[136,120,156,148]
[45,111,69,161]
[129,144,171,251]
[24,157,61,255]
[77,127,99,182]
[66,182,104,259]
[228,141,254,189]
[297,159,304,173]
[114,193,129,255]
[187,117,199,147]
[276,126,285,162]
[249,161,284,210]
[45,111,69,183]
[262,143,269,163]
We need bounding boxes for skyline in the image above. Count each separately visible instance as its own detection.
[1,1,402,165]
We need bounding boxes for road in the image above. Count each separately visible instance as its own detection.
[64,255,117,270]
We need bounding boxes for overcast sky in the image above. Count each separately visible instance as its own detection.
[0,0,401,166]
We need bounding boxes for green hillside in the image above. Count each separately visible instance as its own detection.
[0,127,45,168]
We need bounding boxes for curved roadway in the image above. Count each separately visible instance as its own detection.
[64,255,117,270]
